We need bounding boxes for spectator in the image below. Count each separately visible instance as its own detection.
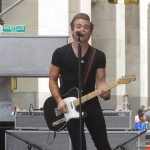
[140,104,148,112]
[145,107,150,122]
[135,108,144,123]
[12,106,20,115]
[135,112,148,131]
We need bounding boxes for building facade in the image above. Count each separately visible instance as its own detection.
[0,0,150,113]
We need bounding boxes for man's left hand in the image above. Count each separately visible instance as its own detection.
[99,87,111,100]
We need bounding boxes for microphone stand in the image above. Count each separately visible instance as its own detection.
[5,130,45,150]
[77,36,82,150]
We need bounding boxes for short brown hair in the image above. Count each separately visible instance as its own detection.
[70,13,93,31]
[138,112,145,118]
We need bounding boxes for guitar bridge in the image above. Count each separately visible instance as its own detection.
[52,118,66,126]
[54,108,61,116]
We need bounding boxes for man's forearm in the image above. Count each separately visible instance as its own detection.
[49,80,62,103]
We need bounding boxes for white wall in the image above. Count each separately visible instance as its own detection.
[38,0,69,35]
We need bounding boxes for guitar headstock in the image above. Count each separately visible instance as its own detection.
[117,75,136,85]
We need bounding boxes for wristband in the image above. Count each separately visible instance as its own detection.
[104,97,110,100]
[57,97,62,103]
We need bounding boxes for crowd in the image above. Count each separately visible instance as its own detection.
[135,104,150,131]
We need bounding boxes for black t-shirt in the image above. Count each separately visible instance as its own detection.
[51,43,106,99]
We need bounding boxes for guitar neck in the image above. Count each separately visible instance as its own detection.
[73,81,118,107]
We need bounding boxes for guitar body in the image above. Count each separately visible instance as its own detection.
[43,88,85,131]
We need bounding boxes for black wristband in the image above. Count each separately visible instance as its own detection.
[104,97,110,101]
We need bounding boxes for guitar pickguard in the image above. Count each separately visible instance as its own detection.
[54,108,61,117]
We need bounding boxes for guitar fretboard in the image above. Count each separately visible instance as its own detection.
[73,81,118,107]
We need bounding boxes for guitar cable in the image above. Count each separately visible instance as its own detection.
[47,131,56,146]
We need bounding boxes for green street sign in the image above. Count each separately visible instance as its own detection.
[1,25,26,33]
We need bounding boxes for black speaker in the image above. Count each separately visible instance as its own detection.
[0,122,14,150]
[106,131,145,150]
[5,130,71,150]
[5,130,145,150]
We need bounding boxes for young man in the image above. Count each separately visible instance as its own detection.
[135,108,144,123]
[135,112,148,131]
[49,13,111,150]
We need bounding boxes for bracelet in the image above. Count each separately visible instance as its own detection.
[57,97,62,103]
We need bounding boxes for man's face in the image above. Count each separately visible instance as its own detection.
[140,114,146,122]
[71,19,92,42]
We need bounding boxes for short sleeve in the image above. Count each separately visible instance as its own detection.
[51,48,62,67]
[96,50,106,69]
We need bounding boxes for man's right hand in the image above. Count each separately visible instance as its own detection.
[57,100,69,114]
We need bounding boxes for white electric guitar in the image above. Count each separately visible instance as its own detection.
[43,76,136,131]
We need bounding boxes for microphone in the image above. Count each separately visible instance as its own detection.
[76,31,85,37]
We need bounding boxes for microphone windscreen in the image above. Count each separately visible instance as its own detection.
[76,31,85,37]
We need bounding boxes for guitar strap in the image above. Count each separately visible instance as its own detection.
[81,46,96,93]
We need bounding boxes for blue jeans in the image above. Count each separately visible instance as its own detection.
[67,99,111,150]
